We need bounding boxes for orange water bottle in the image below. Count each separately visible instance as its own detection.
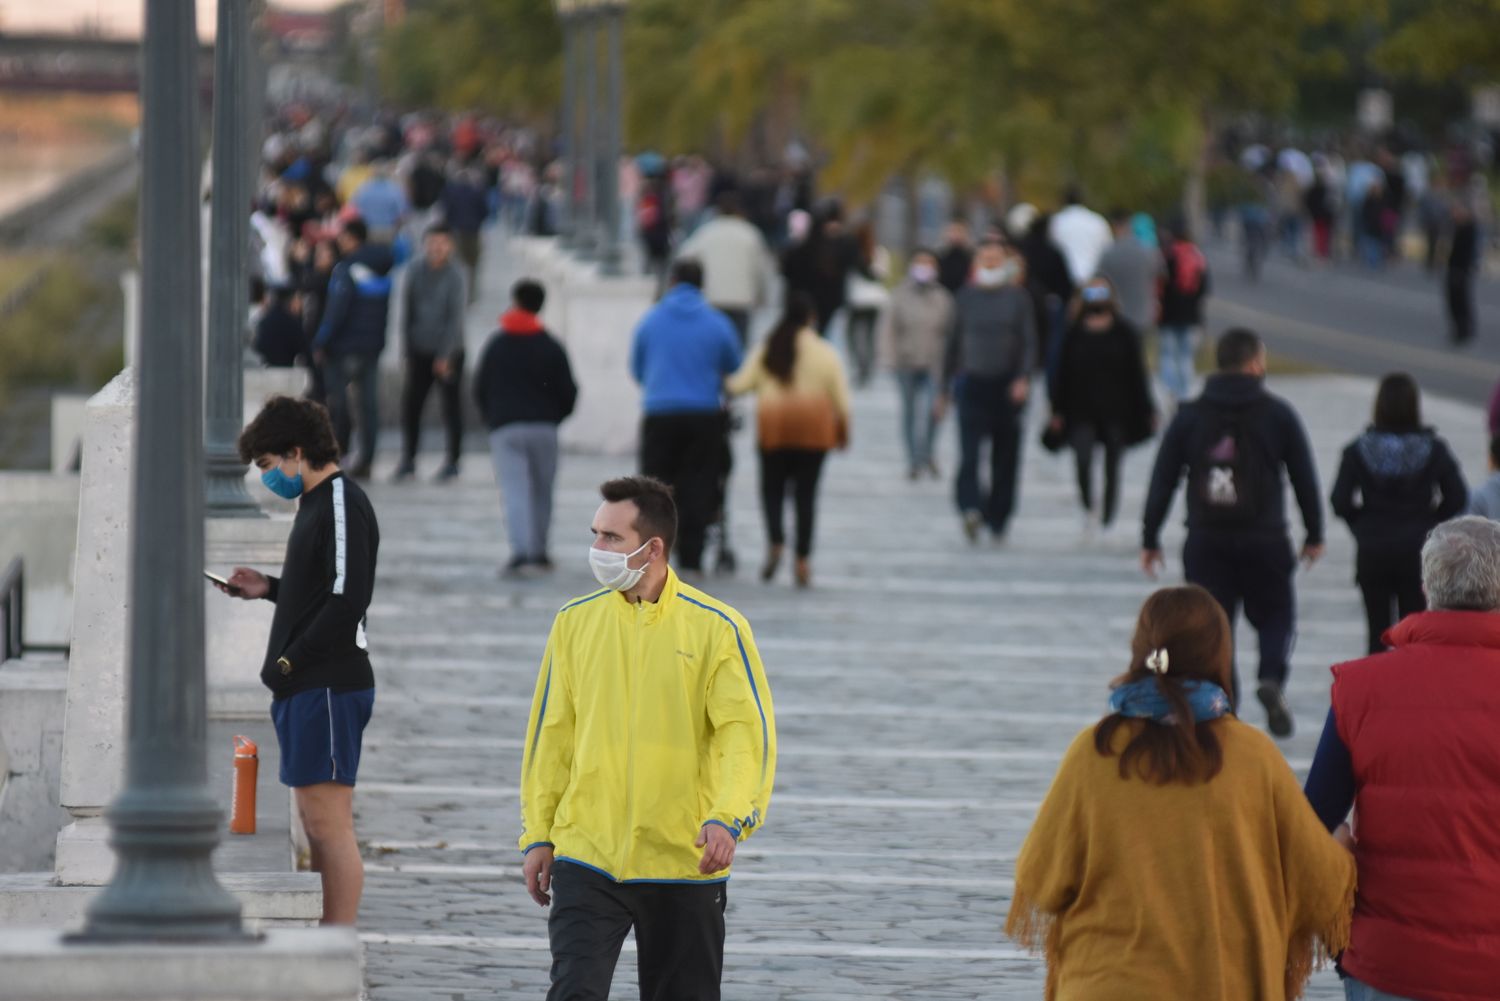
[230,735,258,835]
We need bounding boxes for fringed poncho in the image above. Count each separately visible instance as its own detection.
[1007,718,1356,1000]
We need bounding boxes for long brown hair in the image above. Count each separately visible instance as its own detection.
[763,292,815,385]
[1094,585,1234,785]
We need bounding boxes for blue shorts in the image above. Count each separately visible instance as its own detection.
[270,687,375,788]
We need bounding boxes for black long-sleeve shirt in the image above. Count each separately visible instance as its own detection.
[1142,373,1323,550]
[261,471,379,697]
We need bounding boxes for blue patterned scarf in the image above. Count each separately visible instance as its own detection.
[1109,678,1232,725]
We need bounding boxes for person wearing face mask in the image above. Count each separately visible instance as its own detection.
[519,475,776,1001]
[882,248,955,479]
[1047,279,1157,540]
[211,395,381,927]
[939,236,1037,543]
[1141,329,1324,738]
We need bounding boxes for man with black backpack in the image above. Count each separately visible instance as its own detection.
[1140,328,1324,738]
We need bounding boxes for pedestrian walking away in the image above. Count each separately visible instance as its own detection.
[1048,187,1113,287]
[1047,278,1156,540]
[673,190,777,346]
[313,219,395,479]
[726,292,852,587]
[1095,208,1163,335]
[1330,374,1467,654]
[1007,585,1355,1000]
[1303,518,1500,1001]
[1446,200,1479,346]
[396,224,469,482]
[213,396,380,926]
[1157,222,1211,409]
[475,279,578,577]
[779,201,863,335]
[631,259,744,574]
[519,476,776,1001]
[1141,328,1324,736]
[939,236,1036,544]
[442,165,491,304]
[881,248,954,479]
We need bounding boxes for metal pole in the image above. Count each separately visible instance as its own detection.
[557,13,577,248]
[597,5,624,276]
[576,10,600,259]
[81,0,244,941]
[205,0,263,518]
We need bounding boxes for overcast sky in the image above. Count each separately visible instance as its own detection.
[1,0,342,39]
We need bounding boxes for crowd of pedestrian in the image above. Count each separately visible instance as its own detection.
[222,109,1500,999]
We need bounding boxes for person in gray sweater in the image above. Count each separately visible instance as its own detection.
[396,224,469,482]
[1096,209,1162,333]
[939,236,1037,542]
[882,249,955,480]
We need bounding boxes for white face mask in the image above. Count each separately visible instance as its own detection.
[975,266,1007,287]
[588,540,653,591]
[909,263,937,284]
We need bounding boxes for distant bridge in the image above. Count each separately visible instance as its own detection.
[0,33,214,94]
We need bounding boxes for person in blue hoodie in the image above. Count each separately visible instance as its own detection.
[630,259,743,573]
[1331,373,1468,654]
[314,219,395,479]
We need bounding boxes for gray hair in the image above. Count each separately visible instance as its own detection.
[1421,517,1500,612]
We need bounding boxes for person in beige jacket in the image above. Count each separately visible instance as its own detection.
[880,248,955,479]
[727,292,851,587]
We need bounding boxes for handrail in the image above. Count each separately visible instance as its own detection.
[0,557,22,663]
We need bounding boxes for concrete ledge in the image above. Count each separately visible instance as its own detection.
[0,658,69,872]
[0,872,323,930]
[0,926,359,1001]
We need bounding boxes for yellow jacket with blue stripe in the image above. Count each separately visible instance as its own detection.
[518,569,776,882]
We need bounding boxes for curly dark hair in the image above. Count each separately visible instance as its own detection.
[237,395,340,466]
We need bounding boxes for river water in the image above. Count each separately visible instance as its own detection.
[0,140,122,219]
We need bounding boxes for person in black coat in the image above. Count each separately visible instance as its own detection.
[780,202,864,335]
[1447,201,1479,345]
[1047,277,1156,536]
[1331,373,1468,654]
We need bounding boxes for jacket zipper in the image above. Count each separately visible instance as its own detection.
[621,600,646,879]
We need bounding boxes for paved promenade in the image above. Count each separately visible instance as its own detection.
[348,235,1491,999]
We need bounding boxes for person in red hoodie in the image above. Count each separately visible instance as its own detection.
[1304,515,1500,1001]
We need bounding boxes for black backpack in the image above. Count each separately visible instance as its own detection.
[1188,401,1267,527]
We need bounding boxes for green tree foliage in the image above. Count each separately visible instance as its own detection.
[378,0,1368,209]
[1379,0,1500,83]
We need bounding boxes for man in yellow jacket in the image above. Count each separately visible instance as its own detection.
[519,475,776,1001]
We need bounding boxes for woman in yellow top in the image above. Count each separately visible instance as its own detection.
[1007,585,1356,1001]
[726,293,852,587]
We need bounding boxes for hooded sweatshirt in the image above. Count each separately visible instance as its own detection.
[473,309,578,430]
[1330,428,1466,550]
[314,242,396,356]
[1142,373,1323,550]
[629,284,743,415]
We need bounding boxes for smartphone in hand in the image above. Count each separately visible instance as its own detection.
[204,571,241,595]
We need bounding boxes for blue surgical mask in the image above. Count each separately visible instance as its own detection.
[261,459,303,500]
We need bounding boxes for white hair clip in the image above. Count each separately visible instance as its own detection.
[1145,649,1170,675]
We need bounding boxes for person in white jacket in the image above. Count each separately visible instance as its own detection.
[674,191,777,345]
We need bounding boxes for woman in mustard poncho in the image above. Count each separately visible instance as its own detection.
[1007,585,1356,1000]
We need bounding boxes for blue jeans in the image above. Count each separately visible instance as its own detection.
[489,423,560,562]
[895,370,937,470]
[1344,977,1418,1001]
[323,351,381,468]
[1158,325,1197,402]
[955,374,1023,533]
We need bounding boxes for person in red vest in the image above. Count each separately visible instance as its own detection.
[1304,515,1500,1001]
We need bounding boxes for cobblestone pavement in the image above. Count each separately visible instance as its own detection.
[351,238,1490,1001]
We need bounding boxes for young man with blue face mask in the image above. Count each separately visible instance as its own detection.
[519,475,777,1001]
[212,395,380,926]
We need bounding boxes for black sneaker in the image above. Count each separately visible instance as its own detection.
[391,461,415,483]
[531,556,555,573]
[501,556,531,579]
[1257,681,1294,738]
[434,463,460,482]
